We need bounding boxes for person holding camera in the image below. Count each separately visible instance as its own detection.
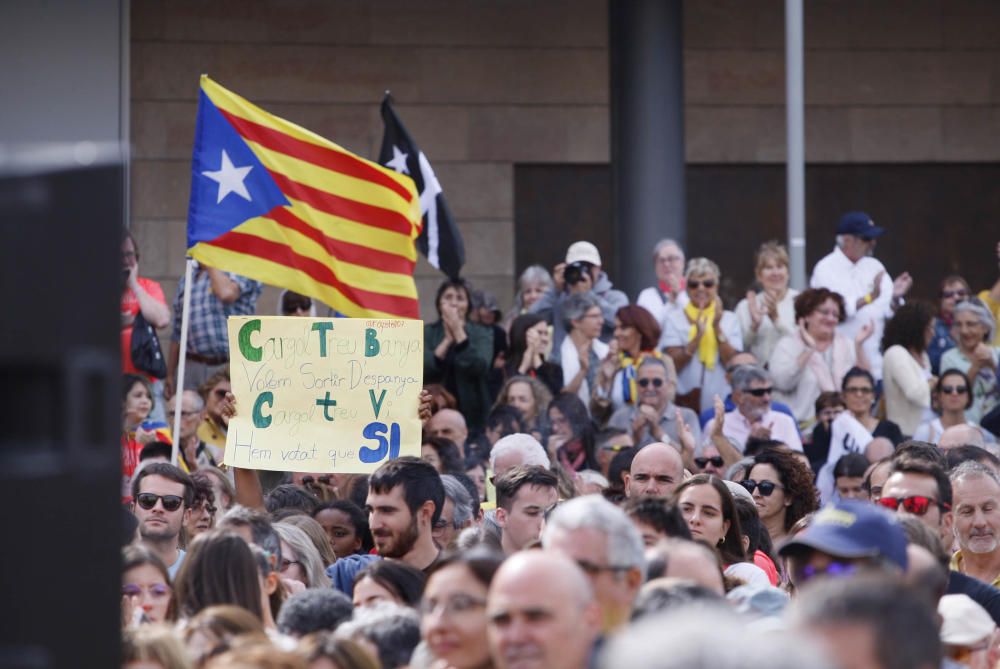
[529,241,628,365]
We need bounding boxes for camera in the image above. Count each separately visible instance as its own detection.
[564,261,593,286]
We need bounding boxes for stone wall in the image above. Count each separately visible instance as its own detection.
[130,0,1000,321]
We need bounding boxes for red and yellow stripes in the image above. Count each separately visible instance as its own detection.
[189,75,422,319]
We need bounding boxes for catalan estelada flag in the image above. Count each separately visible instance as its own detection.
[186,75,422,318]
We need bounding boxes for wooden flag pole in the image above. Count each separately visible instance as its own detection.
[170,257,195,468]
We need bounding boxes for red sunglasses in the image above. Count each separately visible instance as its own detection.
[878,495,950,516]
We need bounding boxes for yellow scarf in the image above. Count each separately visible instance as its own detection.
[684,301,719,370]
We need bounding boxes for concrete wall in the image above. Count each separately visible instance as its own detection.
[130,0,1000,320]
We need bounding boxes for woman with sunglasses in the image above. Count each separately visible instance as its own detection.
[838,367,904,446]
[592,305,663,415]
[743,449,818,546]
[770,288,872,429]
[122,545,175,627]
[913,369,996,444]
[929,275,971,374]
[663,258,743,414]
[421,549,503,669]
[881,302,937,437]
[940,297,1000,425]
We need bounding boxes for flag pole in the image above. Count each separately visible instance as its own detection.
[171,257,195,467]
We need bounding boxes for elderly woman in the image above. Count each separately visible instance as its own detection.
[662,258,743,414]
[502,264,554,331]
[560,292,609,407]
[929,275,970,375]
[881,302,936,437]
[735,241,799,364]
[940,297,1000,424]
[637,238,688,330]
[593,305,663,414]
[424,278,494,432]
[769,288,872,428]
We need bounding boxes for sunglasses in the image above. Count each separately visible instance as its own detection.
[688,280,716,290]
[739,479,784,496]
[301,475,333,486]
[745,387,773,397]
[638,378,664,388]
[940,385,969,395]
[878,495,950,516]
[942,290,969,299]
[136,492,184,512]
[694,456,724,468]
[844,386,874,396]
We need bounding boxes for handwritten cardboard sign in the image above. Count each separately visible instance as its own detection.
[223,317,423,473]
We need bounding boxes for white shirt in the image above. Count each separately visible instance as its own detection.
[660,309,743,414]
[734,289,799,364]
[810,246,894,380]
[703,408,803,453]
[637,286,689,333]
[560,335,608,409]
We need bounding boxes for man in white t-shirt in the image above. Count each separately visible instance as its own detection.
[810,211,912,380]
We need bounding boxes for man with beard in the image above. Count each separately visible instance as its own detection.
[951,461,1000,588]
[131,462,194,579]
[703,365,802,452]
[366,456,445,572]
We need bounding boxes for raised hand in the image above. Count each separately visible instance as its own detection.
[711,394,726,438]
[712,296,724,327]
[675,407,696,454]
[746,291,763,331]
[749,421,773,441]
[855,320,875,344]
[553,262,567,292]
[797,318,817,349]
[893,271,913,299]
[870,271,885,301]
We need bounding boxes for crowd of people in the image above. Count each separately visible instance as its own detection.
[119,215,1000,668]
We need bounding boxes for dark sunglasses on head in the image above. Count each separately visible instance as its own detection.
[638,378,664,388]
[941,290,969,299]
[739,479,784,496]
[746,387,773,397]
[688,279,716,290]
[694,456,724,468]
[940,385,969,395]
[136,492,184,512]
[878,495,949,516]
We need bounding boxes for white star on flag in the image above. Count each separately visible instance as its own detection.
[385,145,410,174]
[202,149,253,204]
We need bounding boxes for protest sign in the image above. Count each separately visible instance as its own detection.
[223,317,423,473]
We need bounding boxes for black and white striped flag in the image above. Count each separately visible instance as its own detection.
[378,95,465,280]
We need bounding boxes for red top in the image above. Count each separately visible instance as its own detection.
[121,277,166,375]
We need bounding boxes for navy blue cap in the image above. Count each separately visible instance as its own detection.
[778,499,908,570]
[836,211,885,238]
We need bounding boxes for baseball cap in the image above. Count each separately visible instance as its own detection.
[778,499,908,570]
[939,594,996,647]
[836,211,885,239]
[565,241,602,266]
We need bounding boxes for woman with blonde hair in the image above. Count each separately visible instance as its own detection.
[492,374,553,438]
[274,522,332,589]
[123,624,192,669]
[735,241,799,363]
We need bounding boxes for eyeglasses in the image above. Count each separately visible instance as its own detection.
[192,500,218,515]
[574,558,633,576]
[940,385,969,395]
[739,479,785,497]
[796,561,857,584]
[280,558,301,572]
[166,410,200,420]
[843,386,874,396]
[638,378,665,388]
[122,583,170,598]
[746,387,773,397]
[212,389,229,398]
[433,518,459,531]
[878,495,950,516]
[419,594,487,618]
[135,493,184,512]
[694,456,724,468]
[688,280,716,290]
[942,290,969,299]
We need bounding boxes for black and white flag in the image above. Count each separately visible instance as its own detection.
[378,95,465,280]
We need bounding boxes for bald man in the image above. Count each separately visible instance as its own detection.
[623,442,684,498]
[426,408,469,457]
[487,551,601,669]
[939,424,987,450]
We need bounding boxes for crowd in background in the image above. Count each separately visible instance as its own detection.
[119,215,1000,669]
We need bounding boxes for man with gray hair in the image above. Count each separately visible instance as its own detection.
[433,474,474,550]
[607,356,700,449]
[166,390,219,470]
[541,495,645,632]
[703,364,802,452]
[490,433,550,477]
[939,423,990,450]
[950,461,1000,588]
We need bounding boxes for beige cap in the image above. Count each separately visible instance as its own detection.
[939,594,996,647]
[565,241,601,266]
